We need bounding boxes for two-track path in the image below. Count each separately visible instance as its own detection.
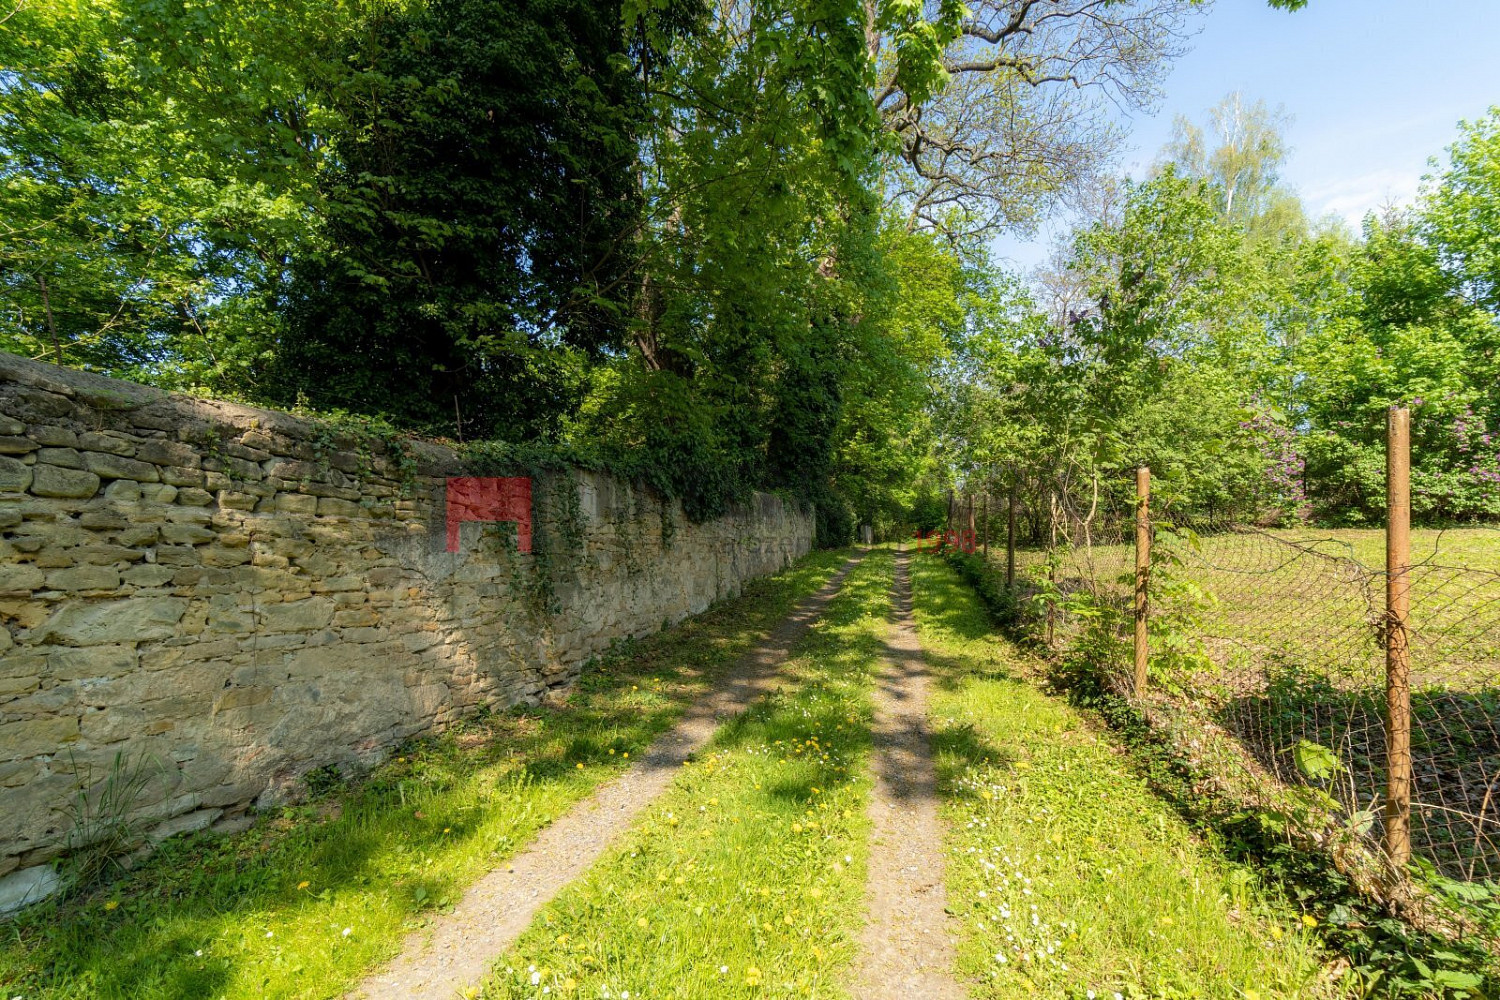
[351,553,864,1000]
[854,546,968,999]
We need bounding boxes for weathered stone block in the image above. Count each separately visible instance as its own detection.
[135,439,200,468]
[35,446,82,468]
[0,563,43,593]
[44,565,120,591]
[315,497,366,518]
[160,523,216,545]
[0,435,37,454]
[36,597,189,646]
[121,564,174,588]
[71,544,145,565]
[176,487,213,506]
[78,431,136,456]
[268,492,317,516]
[49,645,137,680]
[261,596,335,632]
[0,455,32,492]
[217,490,259,511]
[0,416,22,435]
[83,451,161,483]
[0,716,80,761]
[0,866,60,916]
[161,466,206,488]
[31,465,100,499]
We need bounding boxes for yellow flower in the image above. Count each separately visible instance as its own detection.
[1270,926,1284,940]
[104,900,119,911]
[1301,914,1318,928]
[296,881,310,891]
[637,917,648,929]
[745,966,763,987]
[562,978,577,991]
[576,763,584,770]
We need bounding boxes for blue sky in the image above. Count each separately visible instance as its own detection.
[995,0,1500,272]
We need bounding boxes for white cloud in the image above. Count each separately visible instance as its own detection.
[1299,167,1422,225]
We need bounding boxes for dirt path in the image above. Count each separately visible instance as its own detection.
[351,553,863,1000]
[854,546,968,1000]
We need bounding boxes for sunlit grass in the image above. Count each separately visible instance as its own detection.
[478,550,896,1000]
[909,553,1345,999]
[0,549,853,1000]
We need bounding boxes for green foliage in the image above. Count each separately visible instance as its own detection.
[1426,107,1500,313]
[268,0,651,437]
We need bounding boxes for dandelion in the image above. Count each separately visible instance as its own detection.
[296,881,310,891]
[637,917,648,929]
[342,927,352,937]
[1301,914,1318,928]
[104,900,119,911]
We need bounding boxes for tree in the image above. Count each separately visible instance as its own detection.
[871,0,1206,240]
[1162,92,1306,240]
[1425,107,1500,314]
[266,0,652,439]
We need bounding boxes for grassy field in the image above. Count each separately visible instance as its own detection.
[478,549,895,999]
[1010,526,1500,688]
[910,553,1345,999]
[0,549,852,1000]
[1008,525,1500,880]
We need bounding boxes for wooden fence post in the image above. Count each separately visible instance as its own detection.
[1386,406,1413,869]
[1046,493,1057,646]
[1134,466,1151,696]
[982,493,989,557]
[1006,486,1017,588]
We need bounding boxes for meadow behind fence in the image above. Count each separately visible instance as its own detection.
[1008,411,1500,883]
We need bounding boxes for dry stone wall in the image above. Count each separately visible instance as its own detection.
[0,353,813,906]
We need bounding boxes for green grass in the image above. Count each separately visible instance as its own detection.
[909,552,1343,999]
[0,549,853,1000]
[478,550,896,1000]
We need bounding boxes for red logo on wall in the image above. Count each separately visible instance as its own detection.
[446,478,532,553]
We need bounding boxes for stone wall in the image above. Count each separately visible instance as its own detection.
[0,353,813,904]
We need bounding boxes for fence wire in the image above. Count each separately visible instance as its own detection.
[1010,490,1500,881]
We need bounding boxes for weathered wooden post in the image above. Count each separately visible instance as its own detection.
[1385,406,1413,869]
[1134,466,1151,696]
[982,492,990,557]
[1006,486,1017,588]
[1045,493,1057,646]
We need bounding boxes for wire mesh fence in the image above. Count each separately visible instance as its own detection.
[1006,475,1500,881]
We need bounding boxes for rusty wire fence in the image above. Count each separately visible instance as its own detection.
[1008,471,1500,881]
